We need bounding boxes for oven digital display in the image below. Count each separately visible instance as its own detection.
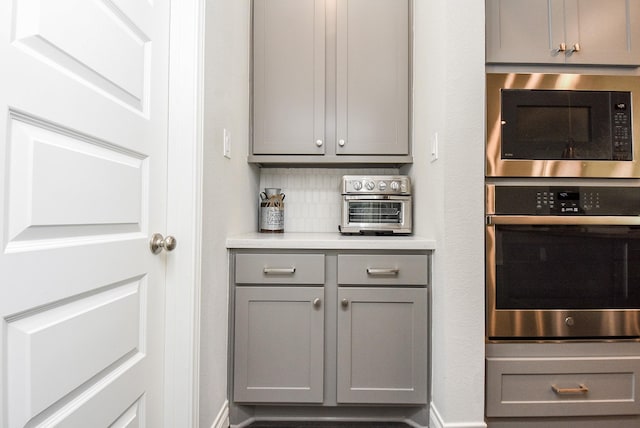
[557,191,579,201]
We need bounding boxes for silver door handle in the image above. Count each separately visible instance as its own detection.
[568,43,580,53]
[341,298,349,308]
[366,268,399,276]
[313,298,321,308]
[263,267,296,275]
[150,233,177,254]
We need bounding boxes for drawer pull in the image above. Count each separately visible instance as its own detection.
[551,384,589,395]
[366,268,399,276]
[263,267,296,275]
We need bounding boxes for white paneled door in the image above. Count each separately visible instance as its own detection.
[0,1,171,427]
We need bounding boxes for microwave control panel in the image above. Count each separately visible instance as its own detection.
[612,92,633,160]
[490,186,640,216]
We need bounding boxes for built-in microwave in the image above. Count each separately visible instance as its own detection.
[487,73,640,178]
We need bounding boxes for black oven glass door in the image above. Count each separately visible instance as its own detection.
[500,89,630,161]
[495,224,640,310]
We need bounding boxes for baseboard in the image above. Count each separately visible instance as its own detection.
[429,402,487,428]
[210,400,230,428]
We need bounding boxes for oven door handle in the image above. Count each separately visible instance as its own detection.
[487,215,640,226]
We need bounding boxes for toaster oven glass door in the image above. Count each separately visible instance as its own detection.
[341,195,412,234]
[348,200,403,224]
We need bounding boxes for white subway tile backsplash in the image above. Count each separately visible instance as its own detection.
[258,168,398,232]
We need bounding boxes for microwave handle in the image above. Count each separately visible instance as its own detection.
[487,215,640,226]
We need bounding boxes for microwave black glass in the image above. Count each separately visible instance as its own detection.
[501,89,632,161]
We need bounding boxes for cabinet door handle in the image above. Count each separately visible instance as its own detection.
[338,139,346,147]
[315,139,323,147]
[263,267,296,275]
[313,298,321,308]
[366,268,399,276]
[341,298,349,308]
[551,384,589,395]
[554,42,567,53]
[568,43,580,54]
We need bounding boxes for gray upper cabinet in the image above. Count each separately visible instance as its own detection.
[335,0,409,156]
[486,0,640,66]
[250,0,411,165]
[252,0,325,155]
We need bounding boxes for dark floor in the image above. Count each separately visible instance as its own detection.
[245,422,411,428]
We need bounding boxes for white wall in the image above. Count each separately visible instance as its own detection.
[201,1,258,427]
[411,1,486,427]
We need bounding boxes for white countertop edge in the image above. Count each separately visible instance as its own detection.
[226,232,436,250]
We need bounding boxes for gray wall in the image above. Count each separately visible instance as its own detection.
[201,0,258,426]
[410,0,486,426]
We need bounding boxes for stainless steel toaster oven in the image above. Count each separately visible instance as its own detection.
[339,175,412,235]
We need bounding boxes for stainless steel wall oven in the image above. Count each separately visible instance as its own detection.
[486,184,640,340]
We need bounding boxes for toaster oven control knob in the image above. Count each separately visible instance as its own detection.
[390,181,400,191]
[378,181,387,191]
[365,181,376,190]
[352,181,363,191]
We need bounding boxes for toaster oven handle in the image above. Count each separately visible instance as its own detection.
[366,267,400,276]
[487,215,640,226]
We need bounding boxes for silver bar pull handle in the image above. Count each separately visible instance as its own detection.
[366,268,400,276]
[263,267,296,275]
[551,384,589,395]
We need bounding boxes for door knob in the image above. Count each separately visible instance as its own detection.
[150,233,177,254]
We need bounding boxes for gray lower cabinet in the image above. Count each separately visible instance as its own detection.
[486,0,640,66]
[486,342,640,427]
[231,250,429,408]
[250,0,411,165]
[336,287,427,404]
[233,286,325,403]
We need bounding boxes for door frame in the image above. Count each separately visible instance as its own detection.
[164,0,205,426]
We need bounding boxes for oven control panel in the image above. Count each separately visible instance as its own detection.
[489,185,640,215]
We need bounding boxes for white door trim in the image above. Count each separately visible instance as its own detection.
[164,0,205,426]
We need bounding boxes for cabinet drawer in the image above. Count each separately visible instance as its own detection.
[337,254,428,286]
[486,356,640,417]
[235,253,325,284]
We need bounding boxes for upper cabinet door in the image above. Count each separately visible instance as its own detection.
[336,0,410,155]
[486,0,566,64]
[486,0,640,66]
[252,0,326,155]
[565,0,640,66]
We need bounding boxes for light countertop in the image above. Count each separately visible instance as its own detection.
[226,232,436,250]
